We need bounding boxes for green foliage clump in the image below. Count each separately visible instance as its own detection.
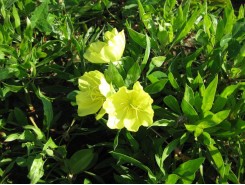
[0,0,245,183]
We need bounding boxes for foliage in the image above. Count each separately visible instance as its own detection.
[0,0,245,183]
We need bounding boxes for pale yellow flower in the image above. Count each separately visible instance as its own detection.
[76,70,112,117]
[103,81,154,132]
[83,28,125,63]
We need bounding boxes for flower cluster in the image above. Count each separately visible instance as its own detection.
[76,28,154,132]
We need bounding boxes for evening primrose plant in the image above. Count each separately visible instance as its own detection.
[2,0,245,184]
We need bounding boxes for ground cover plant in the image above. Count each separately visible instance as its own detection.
[0,0,245,183]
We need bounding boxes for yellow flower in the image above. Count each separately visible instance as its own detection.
[103,81,154,132]
[83,28,125,63]
[76,70,112,117]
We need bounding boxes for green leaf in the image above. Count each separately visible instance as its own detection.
[24,125,45,141]
[168,72,180,90]
[125,62,141,87]
[12,5,21,33]
[0,67,19,81]
[4,133,20,142]
[181,99,198,117]
[183,84,195,106]
[14,107,28,126]
[105,63,125,88]
[170,157,205,183]
[125,131,139,151]
[141,33,151,71]
[207,144,225,178]
[151,56,166,67]
[163,95,181,114]
[166,174,180,184]
[144,79,168,94]
[30,1,49,28]
[68,149,94,175]
[35,88,53,130]
[160,139,179,167]
[110,151,156,182]
[126,27,146,48]
[201,75,218,113]
[28,154,44,184]
[151,119,176,127]
[171,6,202,47]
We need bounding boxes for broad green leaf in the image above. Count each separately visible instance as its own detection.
[105,63,125,88]
[201,75,218,113]
[30,1,49,28]
[127,27,146,47]
[43,137,57,152]
[183,84,195,106]
[125,62,141,87]
[147,71,167,83]
[68,149,94,175]
[181,99,198,117]
[110,151,156,182]
[171,157,205,183]
[28,154,44,184]
[4,133,20,142]
[163,95,181,114]
[14,107,28,125]
[0,68,19,81]
[144,79,168,94]
[151,56,166,67]
[207,145,225,178]
[223,5,235,35]
[166,174,180,184]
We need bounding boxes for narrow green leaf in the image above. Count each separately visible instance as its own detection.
[161,139,179,166]
[12,5,21,33]
[171,7,202,47]
[201,75,218,113]
[168,72,180,90]
[141,34,151,71]
[125,131,139,151]
[36,88,53,130]
[151,119,176,127]
[207,145,225,178]
[110,151,156,182]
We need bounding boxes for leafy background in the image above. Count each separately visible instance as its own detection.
[0,0,245,183]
